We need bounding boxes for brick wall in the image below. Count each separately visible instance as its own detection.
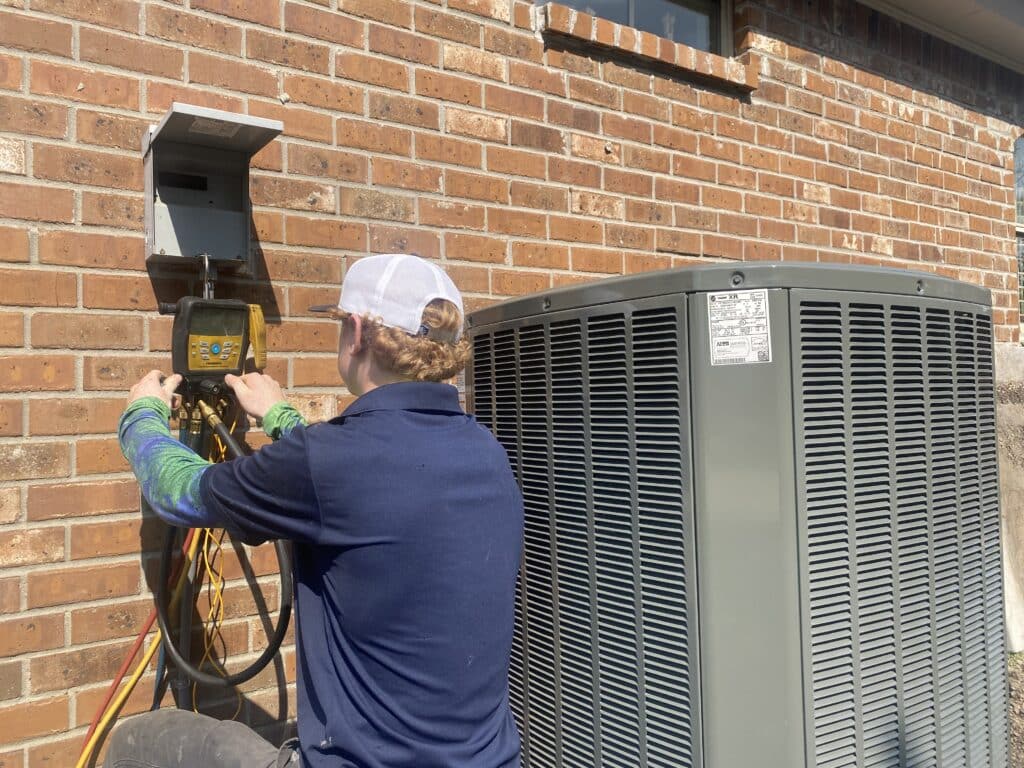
[1,0,1023,763]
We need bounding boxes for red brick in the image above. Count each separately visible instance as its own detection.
[34,144,142,190]
[28,479,139,521]
[0,95,67,139]
[31,61,138,109]
[512,242,568,269]
[248,100,333,144]
[572,247,624,274]
[508,63,565,98]
[572,190,623,219]
[0,614,63,658]
[0,182,73,223]
[372,158,441,192]
[285,216,367,250]
[248,30,331,74]
[369,24,440,65]
[75,437,130,475]
[266,321,338,353]
[0,227,28,264]
[31,640,139,693]
[192,0,278,27]
[511,121,565,153]
[80,27,182,79]
[75,110,149,151]
[0,269,75,309]
[289,145,367,183]
[368,92,440,130]
[488,209,545,238]
[488,147,546,179]
[190,53,277,96]
[450,0,510,21]
[443,44,506,81]
[336,117,412,156]
[82,355,162,391]
[146,5,243,55]
[285,3,364,47]
[0,54,21,91]
[39,231,144,270]
[29,398,124,436]
[446,108,507,142]
[0,10,72,56]
[260,249,343,284]
[32,313,144,350]
[550,158,602,189]
[550,215,603,244]
[0,443,70,481]
[511,181,568,212]
[0,402,21,438]
[0,355,74,393]
[0,314,22,347]
[337,51,409,90]
[70,598,152,644]
[416,134,482,168]
[83,274,163,311]
[445,233,506,264]
[0,578,19,614]
[415,6,481,45]
[369,225,441,258]
[0,697,68,741]
[146,82,244,115]
[492,269,550,296]
[340,189,415,222]
[0,528,64,568]
[419,199,484,230]
[339,0,412,28]
[416,70,482,107]
[70,518,142,560]
[606,224,654,251]
[293,357,341,387]
[251,175,335,213]
[446,169,508,204]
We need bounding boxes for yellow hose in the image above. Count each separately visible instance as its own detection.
[75,533,202,768]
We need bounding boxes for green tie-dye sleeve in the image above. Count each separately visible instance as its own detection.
[118,396,218,529]
[262,400,307,441]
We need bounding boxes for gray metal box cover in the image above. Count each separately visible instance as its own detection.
[141,103,282,269]
[466,263,1007,768]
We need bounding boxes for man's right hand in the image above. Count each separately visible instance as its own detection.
[224,372,286,420]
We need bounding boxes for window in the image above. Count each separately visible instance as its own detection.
[1016,135,1024,335]
[555,0,725,55]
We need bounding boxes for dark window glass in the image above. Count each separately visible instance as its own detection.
[636,0,717,52]
[575,0,629,26]
[549,0,722,54]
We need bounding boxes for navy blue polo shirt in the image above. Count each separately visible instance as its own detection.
[199,382,523,768]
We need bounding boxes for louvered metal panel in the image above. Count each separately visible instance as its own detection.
[470,297,697,768]
[467,264,1006,768]
[793,291,1007,768]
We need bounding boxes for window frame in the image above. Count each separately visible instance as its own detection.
[1016,135,1024,340]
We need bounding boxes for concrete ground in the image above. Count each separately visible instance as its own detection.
[1010,654,1024,766]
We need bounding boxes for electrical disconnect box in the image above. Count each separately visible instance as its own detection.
[141,103,282,269]
[467,263,1008,768]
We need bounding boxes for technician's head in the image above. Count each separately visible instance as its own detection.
[310,254,469,395]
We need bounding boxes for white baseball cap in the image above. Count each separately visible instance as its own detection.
[309,253,464,338]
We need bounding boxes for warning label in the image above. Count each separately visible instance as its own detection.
[707,290,772,366]
[187,118,241,139]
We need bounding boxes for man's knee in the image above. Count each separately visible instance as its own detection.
[103,710,219,767]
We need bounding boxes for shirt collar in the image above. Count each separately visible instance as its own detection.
[340,381,464,418]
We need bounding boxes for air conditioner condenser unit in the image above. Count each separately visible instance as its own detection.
[466,263,1008,768]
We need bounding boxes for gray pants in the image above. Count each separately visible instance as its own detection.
[104,709,300,768]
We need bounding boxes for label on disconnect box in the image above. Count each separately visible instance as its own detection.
[707,289,772,366]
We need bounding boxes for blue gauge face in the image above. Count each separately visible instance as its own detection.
[211,343,221,355]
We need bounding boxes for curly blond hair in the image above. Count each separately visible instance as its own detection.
[334,299,470,382]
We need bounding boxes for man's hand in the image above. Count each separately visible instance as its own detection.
[128,370,182,409]
[224,372,285,420]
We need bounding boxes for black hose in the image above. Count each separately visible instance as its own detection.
[156,524,293,688]
[155,406,293,689]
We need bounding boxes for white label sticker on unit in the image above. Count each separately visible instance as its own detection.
[707,289,772,366]
[187,118,241,139]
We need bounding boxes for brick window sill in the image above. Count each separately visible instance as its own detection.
[534,2,758,93]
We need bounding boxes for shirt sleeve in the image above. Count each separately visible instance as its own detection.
[118,397,221,530]
[199,425,322,546]
[262,400,307,441]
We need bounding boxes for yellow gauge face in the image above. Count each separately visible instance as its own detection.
[187,333,244,371]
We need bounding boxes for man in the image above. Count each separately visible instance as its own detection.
[105,254,524,768]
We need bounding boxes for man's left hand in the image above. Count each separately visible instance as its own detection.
[128,370,183,409]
